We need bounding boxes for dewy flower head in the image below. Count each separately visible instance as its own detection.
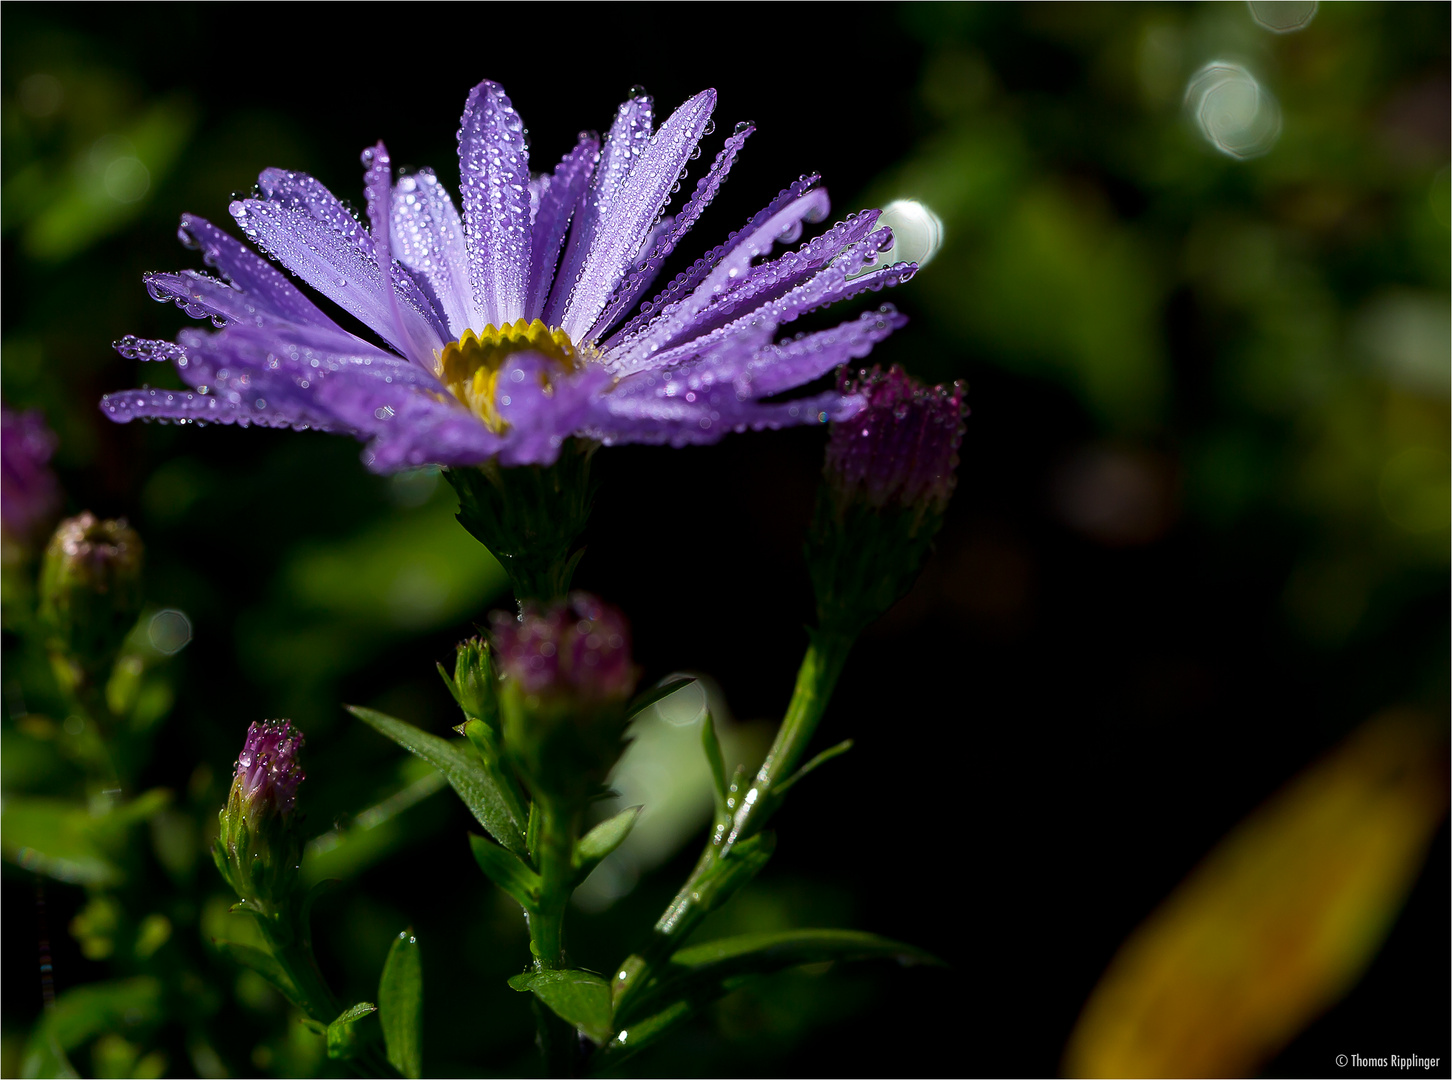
[100,80,917,471]
[490,593,636,704]
[825,365,967,517]
[1,405,61,544]
[232,719,306,818]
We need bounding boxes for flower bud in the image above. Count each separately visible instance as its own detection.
[825,365,966,522]
[490,593,637,802]
[39,513,143,685]
[445,635,500,733]
[808,366,967,637]
[1,405,61,549]
[214,720,306,912]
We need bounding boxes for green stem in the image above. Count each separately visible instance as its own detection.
[527,798,579,1077]
[612,628,854,1020]
[258,918,341,1024]
[720,628,853,853]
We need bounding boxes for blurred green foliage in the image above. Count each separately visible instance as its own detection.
[1,4,1445,1078]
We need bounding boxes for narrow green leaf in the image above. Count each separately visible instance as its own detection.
[436,661,460,705]
[458,719,529,832]
[772,739,854,798]
[574,806,641,881]
[379,930,423,1080]
[604,999,694,1067]
[325,1002,377,1061]
[626,676,697,720]
[670,927,941,973]
[700,712,729,821]
[619,929,941,1034]
[349,705,525,855]
[468,833,541,906]
[213,941,300,1004]
[507,969,613,1045]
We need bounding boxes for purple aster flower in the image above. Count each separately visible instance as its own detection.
[99,80,915,471]
[2,405,61,544]
[491,592,636,704]
[231,719,307,817]
[825,365,967,517]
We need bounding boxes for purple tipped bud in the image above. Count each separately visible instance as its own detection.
[826,365,966,516]
[490,593,639,802]
[1,405,61,545]
[214,719,306,909]
[233,719,307,817]
[490,593,636,704]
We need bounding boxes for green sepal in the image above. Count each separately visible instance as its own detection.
[325,1002,377,1060]
[626,676,698,720]
[379,930,423,1080]
[807,489,945,639]
[507,969,613,1045]
[444,441,597,602]
[573,805,641,883]
[468,833,541,907]
[213,941,301,1006]
[771,739,853,799]
[457,717,501,766]
[349,705,526,855]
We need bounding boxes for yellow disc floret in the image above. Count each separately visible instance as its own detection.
[439,319,587,432]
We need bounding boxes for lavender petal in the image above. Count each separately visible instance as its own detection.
[231,170,443,364]
[603,174,824,350]
[457,80,532,328]
[545,90,654,328]
[524,132,599,322]
[363,142,445,371]
[588,386,861,448]
[98,384,338,432]
[586,122,754,342]
[559,89,717,344]
[603,184,832,370]
[392,168,476,339]
[178,215,337,329]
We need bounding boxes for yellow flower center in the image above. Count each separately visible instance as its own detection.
[439,319,587,432]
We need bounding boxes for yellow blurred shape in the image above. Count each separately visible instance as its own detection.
[1063,711,1447,1078]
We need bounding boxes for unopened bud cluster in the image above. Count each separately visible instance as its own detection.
[491,593,636,704]
[490,593,638,801]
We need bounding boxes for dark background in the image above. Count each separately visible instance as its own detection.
[2,4,1448,1077]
